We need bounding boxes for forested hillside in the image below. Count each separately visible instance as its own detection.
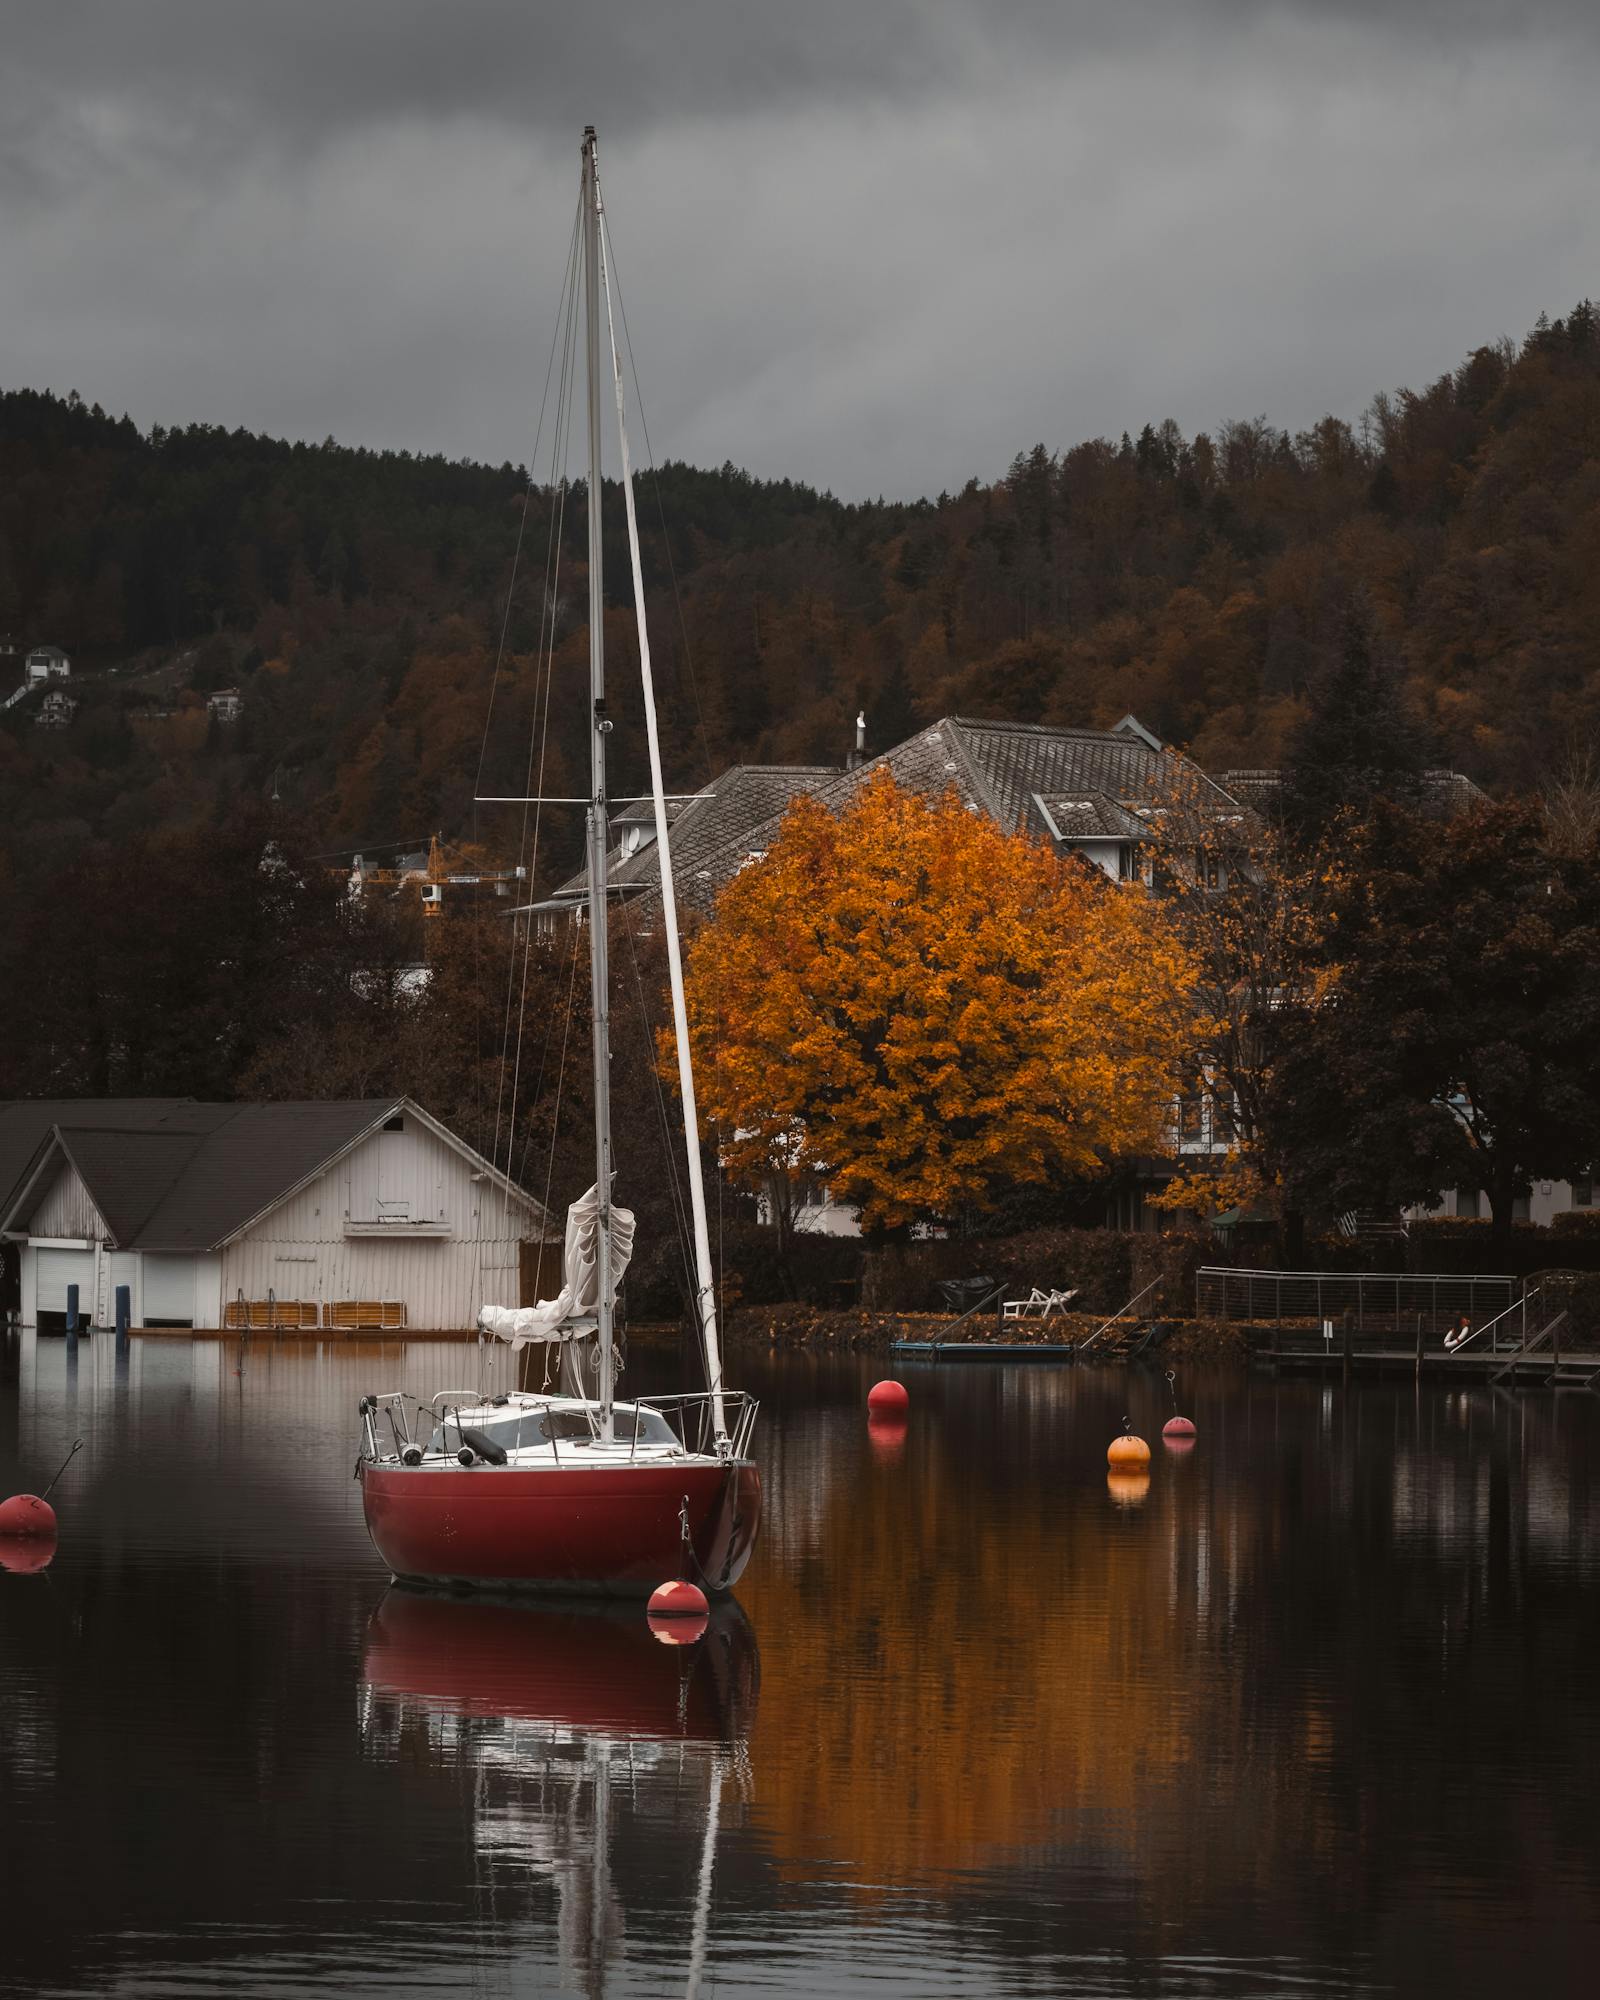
[3,296,1598,894]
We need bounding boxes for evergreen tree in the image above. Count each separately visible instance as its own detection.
[1279,594,1428,848]
[871,659,920,752]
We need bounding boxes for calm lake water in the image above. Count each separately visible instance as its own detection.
[2,1330,1597,1999]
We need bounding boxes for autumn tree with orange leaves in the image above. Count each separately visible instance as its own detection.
[680,772,1203,1237]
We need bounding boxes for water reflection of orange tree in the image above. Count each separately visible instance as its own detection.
[738,1431,1309,1889]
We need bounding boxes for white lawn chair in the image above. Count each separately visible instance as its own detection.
[1002,1285,1079,1322]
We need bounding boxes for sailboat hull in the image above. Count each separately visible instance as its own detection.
[359,1458,761,1598]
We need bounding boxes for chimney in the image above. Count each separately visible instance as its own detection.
[848,710,866,771]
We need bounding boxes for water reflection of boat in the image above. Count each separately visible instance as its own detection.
[362,1588,758,1740]
[359,1592,757,1994]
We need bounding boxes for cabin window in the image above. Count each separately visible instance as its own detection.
[1573,1177,1594,1208]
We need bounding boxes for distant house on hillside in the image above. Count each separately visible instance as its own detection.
[0,1097,554,1332]
[207,686,245,723]
[538,715,1241,929]
[25,644,70,685]
[35,688,77,730]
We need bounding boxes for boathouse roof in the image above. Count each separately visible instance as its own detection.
[0,1097,549,1252]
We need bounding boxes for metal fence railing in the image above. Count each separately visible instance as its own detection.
[1196,1266,1519,1333]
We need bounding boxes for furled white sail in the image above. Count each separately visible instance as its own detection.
[478,1183,636,1348]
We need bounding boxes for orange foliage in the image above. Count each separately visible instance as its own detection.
[680,771,1203,1229]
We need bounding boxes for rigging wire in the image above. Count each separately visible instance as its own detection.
[597,214,719,789]
[488,190,584,1240]
[603,209,732,1360]
[473,199,582,1298]
[618,892,703,1366]
[473,193,584,808]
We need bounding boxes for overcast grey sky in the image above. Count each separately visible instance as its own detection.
[4,1,1598,497]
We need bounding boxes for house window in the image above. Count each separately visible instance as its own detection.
[383,1114,404,1133]
[1208,1094,1235,1145]
[1456,1190,1480,1219]
[1573,1177,1594,1208]
[1513,1193,1531,1223]
[1178,1096,1206,1143]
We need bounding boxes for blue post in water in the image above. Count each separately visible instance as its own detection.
[66,1283,80,1335]
[116,1285,131,1342]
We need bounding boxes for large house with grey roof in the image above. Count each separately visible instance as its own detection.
[0,1098,553,1332]
[544,715,1246,925]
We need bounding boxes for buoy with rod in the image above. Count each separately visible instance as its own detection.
[1162,1370,1197,1440]
[1107,1415,1151,1468]
[0,1438,83,1539]
[867,1378,910,1416]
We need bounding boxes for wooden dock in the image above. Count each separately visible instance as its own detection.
[1258,1339,1600,1388]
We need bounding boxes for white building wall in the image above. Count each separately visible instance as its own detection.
[31,1162,107,1240]
[219,1116,536,1329]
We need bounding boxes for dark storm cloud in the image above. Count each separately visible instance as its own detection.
[10,1,1598,164]
[4,2,1599,496]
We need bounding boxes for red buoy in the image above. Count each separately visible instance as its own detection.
[867,1379,910,1416]
[1162,1415,1197,1439]
[0,1494,56,1538]
[647,1578,709,1619]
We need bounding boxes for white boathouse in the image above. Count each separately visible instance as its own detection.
[0,1098,554,1331]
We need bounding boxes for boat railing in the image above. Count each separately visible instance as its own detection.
[359,1387,757,1464]
[643,1390,760,1461]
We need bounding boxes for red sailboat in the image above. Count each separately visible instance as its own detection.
[357,128,761,1597]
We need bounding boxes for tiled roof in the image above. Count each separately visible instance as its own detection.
[558,716,1249,924]
[943,718,1170,832]
[1033,792,1155,841]
[551,765,841,914]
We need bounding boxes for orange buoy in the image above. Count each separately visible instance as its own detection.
[1162,1415,1196,1439]
[1107,1415,1151,1468]
[867,1379,910,1416]
[648,1578,709,1619]
[1106,1469,1151,1506]
[0,1493,56,1538]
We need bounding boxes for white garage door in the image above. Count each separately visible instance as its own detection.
[142,1254,196,1325]
[37,1248,95,1316]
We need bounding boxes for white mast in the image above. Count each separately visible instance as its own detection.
[593,160,730,1447]
[581,127,616,1441]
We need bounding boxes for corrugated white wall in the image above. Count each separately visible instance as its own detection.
[29,1161,106,1240]
[219,1114,538,1330]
